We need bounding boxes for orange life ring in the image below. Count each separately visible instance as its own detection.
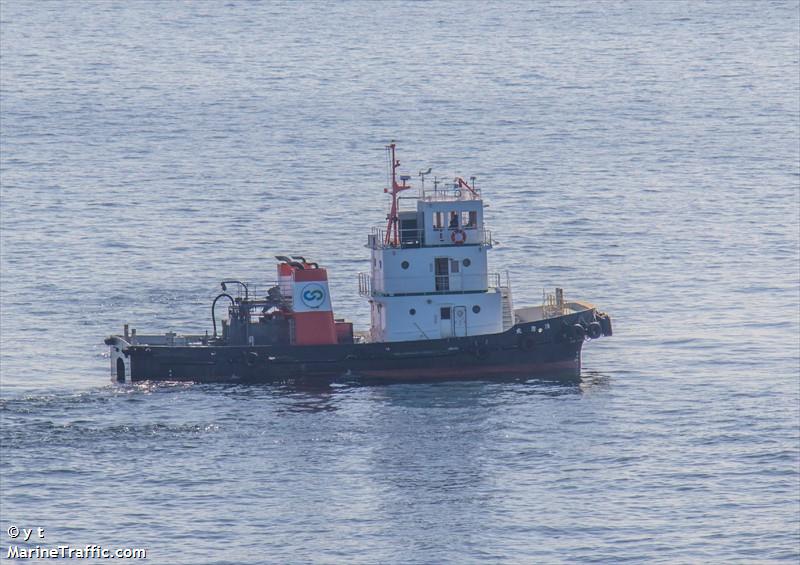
[451,229,466,245]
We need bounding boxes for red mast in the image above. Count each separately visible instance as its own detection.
[384,142,411,246]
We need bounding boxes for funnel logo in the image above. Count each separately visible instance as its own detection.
[300,283,326,309]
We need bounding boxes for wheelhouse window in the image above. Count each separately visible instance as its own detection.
[433,212,444,229]
[462,210,477,228]
[448,212,459,228]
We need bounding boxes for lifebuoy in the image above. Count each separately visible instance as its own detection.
[451,229,467,245]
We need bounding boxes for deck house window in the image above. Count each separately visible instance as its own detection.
[462,211,477,228]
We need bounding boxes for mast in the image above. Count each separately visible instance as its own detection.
[384,142,410,246]
[454,176,479,199]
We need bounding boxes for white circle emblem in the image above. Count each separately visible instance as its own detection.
[300,283,326,309]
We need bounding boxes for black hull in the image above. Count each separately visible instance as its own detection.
[109,310,607,385]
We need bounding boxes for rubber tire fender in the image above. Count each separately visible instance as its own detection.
[600,314,613,336]
[246,351,259,366]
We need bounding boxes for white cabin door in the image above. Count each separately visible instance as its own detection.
[453,306,467,337]
[439,306,453,338]
[449,259,462,291]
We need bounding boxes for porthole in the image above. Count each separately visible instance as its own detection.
[401,260,409,269]
[463,258,471,267]
[472,305,481,314]
[409,308,416,315]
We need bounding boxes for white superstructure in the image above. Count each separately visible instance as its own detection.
[359,144,513,343]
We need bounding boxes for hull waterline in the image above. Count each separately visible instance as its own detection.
[107,313,606,385]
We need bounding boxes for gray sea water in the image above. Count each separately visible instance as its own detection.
[1,1,799,563]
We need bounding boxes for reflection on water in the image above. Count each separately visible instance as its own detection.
[274,384,341,413]
[366,375,599,408]
[577,371,612,394]
[0,373,613,422]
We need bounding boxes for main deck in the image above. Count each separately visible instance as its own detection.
[106,303,611,384]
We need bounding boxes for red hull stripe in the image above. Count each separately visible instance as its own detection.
[354,360,579,379]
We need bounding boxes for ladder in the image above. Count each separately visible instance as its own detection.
[500,286,514,330]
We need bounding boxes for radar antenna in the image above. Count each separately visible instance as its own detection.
[418,167,432,192]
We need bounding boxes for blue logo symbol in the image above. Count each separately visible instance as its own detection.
[300,283,326,309]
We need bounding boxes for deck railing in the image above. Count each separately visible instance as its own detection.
[358,271,508,297]
[420,184,482,201]
[368,227,492,249]
[358,272,371,297]
[219,281,280,301]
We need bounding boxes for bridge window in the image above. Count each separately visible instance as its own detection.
[448,212,459,228]
[433,212,444,229]
[462,211,477,228]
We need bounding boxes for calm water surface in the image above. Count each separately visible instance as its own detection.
[1,1,799,563]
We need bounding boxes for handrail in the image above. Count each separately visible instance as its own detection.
[367,227,492,249]
[421,185,482,202]
[217,281,281,301]
[212,293,235,338]
[359,272,508,297]
[358,272,372,297]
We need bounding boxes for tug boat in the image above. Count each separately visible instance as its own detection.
[105,144,611,384]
